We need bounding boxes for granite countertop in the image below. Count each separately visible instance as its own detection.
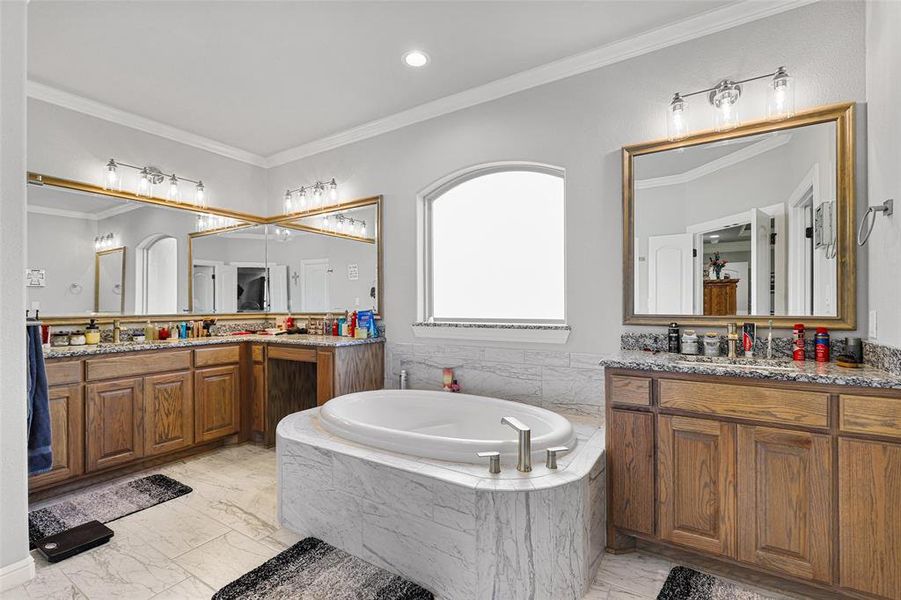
[43,333,383,359]
[599,350,901,390]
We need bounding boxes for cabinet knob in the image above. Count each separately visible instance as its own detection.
[546,446,569,469]
[477,451,501,474]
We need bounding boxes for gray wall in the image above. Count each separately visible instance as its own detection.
[866,1,901,349]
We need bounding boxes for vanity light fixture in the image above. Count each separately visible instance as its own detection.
[284,178,339,213]
[321,213,367,236]
[94,232,117,251]
[666,66,795,140]
[195,213,238,233]
[102,158,208,206]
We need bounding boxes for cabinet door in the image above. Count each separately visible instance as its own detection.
[194,365,240,443]
[86,378,144,472]
[251,362,266,433]
[658,415,736,557]
[839,438,901,600]
[737,426,832,582]
[144,371,194,456]
[29,384,84,488]
[609,409,655,536]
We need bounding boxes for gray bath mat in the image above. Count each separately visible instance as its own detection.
[213,537,433,600]
[657,566,778,599]
[28,474,191,547]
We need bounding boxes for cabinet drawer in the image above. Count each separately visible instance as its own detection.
[840,394,901,439]
[658,379,829,428]
[267,345,317,362]
[252,344,265,363]
[46,360,83,385]
[194,345,241,367]
[86,350,191,381]
[610,375,651,406]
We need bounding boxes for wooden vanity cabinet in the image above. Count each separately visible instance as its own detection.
[85,377,145,472]
[194,365,240,443]
[144,371,194,456]
[606,369,901,599]
[28,383,84,488]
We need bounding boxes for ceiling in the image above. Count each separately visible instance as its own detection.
[28,0,740,159]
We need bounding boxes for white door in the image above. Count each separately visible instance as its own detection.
[218,265,238,313]
[193,265,216,313]
[301,259,330,312]
[723,261,749,315]
[647,233,693,314]
[266,264,288,312]
[750,208,772,315]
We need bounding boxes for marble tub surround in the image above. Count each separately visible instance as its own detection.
[277,409,605,600]
[598,349,901,389]
[385,341,606,419]
[43,332,383,358]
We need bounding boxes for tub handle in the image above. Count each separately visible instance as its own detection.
[477,451,501,474]
[546,446,569,470]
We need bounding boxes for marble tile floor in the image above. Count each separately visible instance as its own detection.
[8,444,808,600]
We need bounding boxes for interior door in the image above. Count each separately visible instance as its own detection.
[301,259,330,312]
[647,233,693,314]
[266,264,289,312]
[750,208,772,315]
[217,264,238,313]
[192,265,216,313]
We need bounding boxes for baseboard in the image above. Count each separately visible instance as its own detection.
[0,555,35,592]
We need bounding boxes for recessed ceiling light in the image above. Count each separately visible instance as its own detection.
[403,50,429,68]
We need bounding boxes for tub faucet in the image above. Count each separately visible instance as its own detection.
[501,416,532,472]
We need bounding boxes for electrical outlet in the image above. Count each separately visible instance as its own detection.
[869,310,878,340]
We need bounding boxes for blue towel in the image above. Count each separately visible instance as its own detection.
[27,325,52,475]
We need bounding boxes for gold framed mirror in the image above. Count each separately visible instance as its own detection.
[94,247,126,313]
[623,102,856,329]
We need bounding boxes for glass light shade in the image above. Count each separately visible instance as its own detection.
[322,215,331,230]
[284,191,294,213]
[194,181,206,208]
[666,95,689,141]
[299,188,308,209]
[361,221,367,237]
[329,179,338,201]
[313,185,323,206]
[167,175,179,201]
[710,82,741,132]
[767,69,794,120]
[137,170,152,197]
[715,100,739,131]
[103,160,120,191]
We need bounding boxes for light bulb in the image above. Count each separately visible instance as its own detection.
[299,188,308,210]
[137,169,152,197]
[711,81,741,132]
[666,94,689,141]
[313,184,323,207]
[194,181,206,208]
[103,159,120,191]
[167,174,179,201]
[284,190,294,213]
[767,67,794,120]
[328,178,338,201]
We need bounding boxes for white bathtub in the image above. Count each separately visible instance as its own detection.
[319,389,576,463]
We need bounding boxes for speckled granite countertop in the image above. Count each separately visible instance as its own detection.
[43,333,383,359]
[600,350,901,390]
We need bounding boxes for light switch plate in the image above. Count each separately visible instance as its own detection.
[869,310,878,339]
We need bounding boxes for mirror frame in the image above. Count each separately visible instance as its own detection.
[26,172,383,324]
[94,246,126,313]
[622,102,856,329]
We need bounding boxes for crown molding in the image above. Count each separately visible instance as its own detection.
[27,81,269,168]
[635,133,792,189]
[265,0,818,166]
[27,202,140,221]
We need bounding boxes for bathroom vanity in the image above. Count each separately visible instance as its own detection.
[29,336,383,498]
[603,357,901,600]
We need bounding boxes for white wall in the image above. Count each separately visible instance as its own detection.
[866,0,901,348]
[27,99,268,215]
[268,1,867,353]
[0,0,34,590]
[26,211,97,314]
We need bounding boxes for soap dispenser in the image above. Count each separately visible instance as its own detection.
[85,319,101,345]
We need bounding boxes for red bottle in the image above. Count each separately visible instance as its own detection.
[331,320,339,336]
[815,327,830,363]
[349,311,356,338]
[792,324,805,361]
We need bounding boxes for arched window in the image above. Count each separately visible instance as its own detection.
[419,163,565,324]
[135,234,178,314]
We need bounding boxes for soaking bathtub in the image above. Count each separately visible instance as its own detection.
[277,390,605,600]
[319,389,577,463]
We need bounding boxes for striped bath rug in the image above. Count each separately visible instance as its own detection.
[214,537,433,600]
[28,474,191,547]
[657,566,779,599]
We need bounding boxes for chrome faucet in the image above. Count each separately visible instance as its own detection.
[501,416,532,472]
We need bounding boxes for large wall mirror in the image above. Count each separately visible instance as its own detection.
[623,103,855,329]
[26,174,382,322]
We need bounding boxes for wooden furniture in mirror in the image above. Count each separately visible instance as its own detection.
[623,102,856,329]
[606,368,901,599]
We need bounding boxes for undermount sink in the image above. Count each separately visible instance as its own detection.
[674,356,796,372]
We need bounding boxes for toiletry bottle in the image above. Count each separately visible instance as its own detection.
[144,320,154,341]
[349,311,357,338]
[742,323,756,357]
[368,315,378,338]
[815,328,830,362]
[793,324,806,361]
[668,322,681,353]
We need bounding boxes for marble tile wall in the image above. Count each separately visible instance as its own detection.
[384,342,606,419]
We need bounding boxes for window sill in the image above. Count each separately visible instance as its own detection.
[411,322,571,344]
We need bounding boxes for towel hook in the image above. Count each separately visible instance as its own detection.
[858,199,893,246]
